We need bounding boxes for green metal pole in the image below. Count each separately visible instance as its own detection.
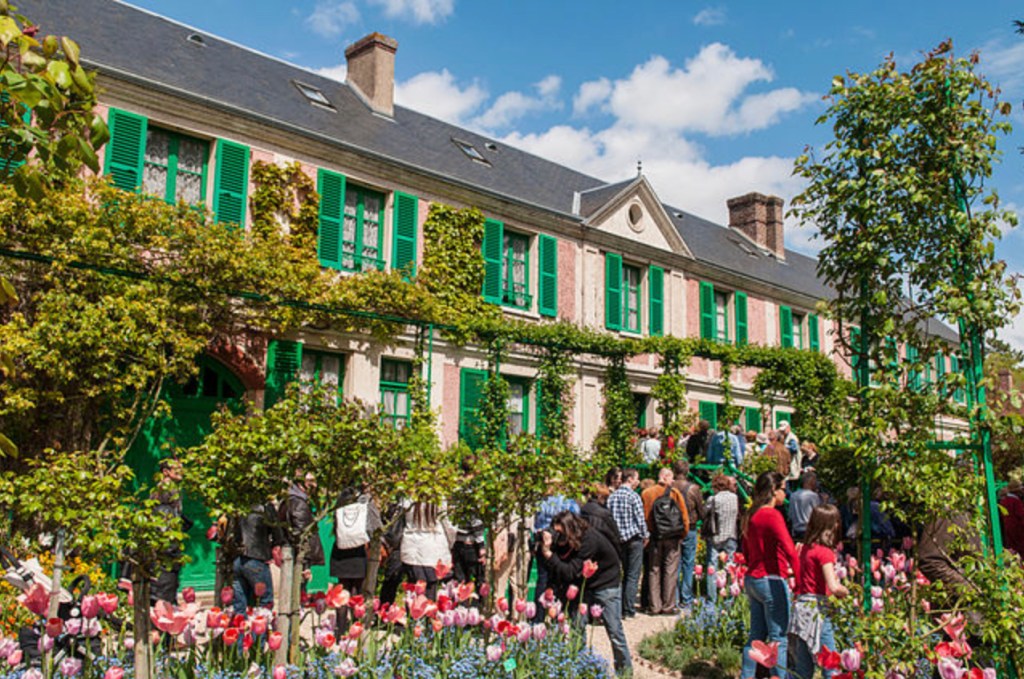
[857,289,873,613]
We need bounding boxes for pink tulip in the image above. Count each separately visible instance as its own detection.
[96,593,118,615]
[479,583,490,599]
[7,649,22,667]
[251,616,268,636]
[937,657,963,679]
[181,587,196,604]
[496,597,509,614]
[58,658,82,677]
[582,560,598,579]
[532,623,547,641]
[326,585,350,609]
[590,604,603,619]
[694,564,704,578]
[80,596,99,619]
[206,608,223,629]
[578,604,588,617]
[83,619,101,638]
[103,668,124,679]
[333,658,358,677]
[123,637,134,651]
[514,598,527,614]
[840,648,861,671]
[64,618,82,636]
[18,583,50,617]
[37,635,53,653]
[566,585,579,601]
[315,629,335,649]
[486,644,502,662]
[267,631,283,651]
[254,581,267,598]
[220,587,234,605]
[273,665,287,679]
[23,671,42,679]
[524,602,536,620]
[516,626,531,643]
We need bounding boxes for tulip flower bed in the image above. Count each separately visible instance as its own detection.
[638,548,1003,678]
[0,579,611,679]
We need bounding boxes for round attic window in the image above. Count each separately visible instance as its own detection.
[628,203,644,231]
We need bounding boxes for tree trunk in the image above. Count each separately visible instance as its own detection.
[273,545,294,667]
[287,543,305,665]
[132,575,152,679]
[515,516,530,601]
[47,530,65,619]
[364,532,382,600]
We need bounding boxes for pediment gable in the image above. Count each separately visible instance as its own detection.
[579,176,693,258]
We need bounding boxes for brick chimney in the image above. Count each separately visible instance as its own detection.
[727,192,785,259]
[344,32,398,117]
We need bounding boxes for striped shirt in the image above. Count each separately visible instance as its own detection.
[607,486,649,542]
[707,490,739,543]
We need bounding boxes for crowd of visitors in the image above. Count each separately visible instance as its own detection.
[138,415,1020,679]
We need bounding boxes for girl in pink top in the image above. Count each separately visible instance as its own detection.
[740,471,798,679]
[788,504,849,679]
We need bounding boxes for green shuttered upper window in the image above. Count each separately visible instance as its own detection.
[699,281,739,344]
[502,231,531,310]
[104,108,248,227]
[317,168,385,272]
[605,253,650,335]
[143,127,208,205]
[779,305,794,348]
[391,191,418,277]
[507,377,530,436]
[380,359,412,430]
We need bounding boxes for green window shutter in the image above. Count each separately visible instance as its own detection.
[317,169,345,269]
[604,253,623,331]
[935,352,946,378]
[265,339,302,409]
[213,139,250,228]
[698,401,718,430]
[538,234,558,317]
[850,326,862,376]
[779,305,793,348]
[391,191,418,277]
[808,313,820,352]
[535,380,544,438]
[775,411,792,428]
[459,368,488,450]
[648,265,664,337]
[734,291,748,346]
[906,345,920,391]
[104,108,147,192]
[699,281,715,340]
[482,219,504,304]
[745,407,761,433]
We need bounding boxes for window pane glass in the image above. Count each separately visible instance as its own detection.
[320,355,341,388]
[395,392,409,417]
[508,413,524,437]
[177,137,205,174]
[175,170,202,205]
[508,383,524,414]
[300,354,318,384]
[715,291,728,341]
[382,390,396,414]
[144,128,170,166]
[143,163,168,199]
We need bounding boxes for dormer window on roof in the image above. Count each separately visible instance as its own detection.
[186,33,206,47]
[453,138,490,165]
[293,81,334,109]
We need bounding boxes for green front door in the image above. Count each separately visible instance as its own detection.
[127,357,243,590]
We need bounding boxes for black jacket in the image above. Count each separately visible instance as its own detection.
[580,499,621,547]
[280,484,325,567]
[542,525,621,595]
[237,505,284,562]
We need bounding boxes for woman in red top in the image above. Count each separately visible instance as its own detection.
[740,471,799,679]
[789,504,848,679]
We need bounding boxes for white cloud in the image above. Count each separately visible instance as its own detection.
[573,78,612,116]
[472,75,562,130]
[693,7,726,27]
[606,46,816,135]
[394,69,488,125]
[979,38,1024,98]
[313,63,348,82]
[306,1,360,38]
[367,0,454,24]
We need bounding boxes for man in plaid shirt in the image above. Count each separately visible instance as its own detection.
[607,468,648,617]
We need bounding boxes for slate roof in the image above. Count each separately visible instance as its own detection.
[22,0,958,342]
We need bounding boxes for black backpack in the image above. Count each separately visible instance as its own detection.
[651,485,686,540]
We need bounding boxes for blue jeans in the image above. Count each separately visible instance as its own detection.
[232,556,274,615]
[705,538,737,603]
[789,611,837,679]
[677,530,697,607]
[621,537,644,616]
[589,585,632,675]
[741,576,790,678]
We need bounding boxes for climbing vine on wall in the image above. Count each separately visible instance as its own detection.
[249,160,319,245]
[536,345,575,445]
[476,338,511,452]
[652,344,693,441]
[596,353,639,467]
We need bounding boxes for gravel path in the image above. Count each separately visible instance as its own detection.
[588,611,678,678]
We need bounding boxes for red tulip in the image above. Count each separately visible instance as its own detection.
[317,632,336,649]
[817,646,841,671]
[750,640,779,669]
[222,627,240,646]
[254,582,267,598]
[267,631,283,651]
[582,560,598,579]
[220,587,234,606]
[435,560,452,580]
[251,616,268,636]
[45,618,63,638]
[409,594,437,621]
[206,525,220,541]
[242,632,254,652]
[353,604,366,619]
[348,595,365,608]
[326,584,350,609]
[181,587,196,604]
[413,624,423,638]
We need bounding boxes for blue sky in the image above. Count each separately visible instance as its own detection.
[123,0,1024,347]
